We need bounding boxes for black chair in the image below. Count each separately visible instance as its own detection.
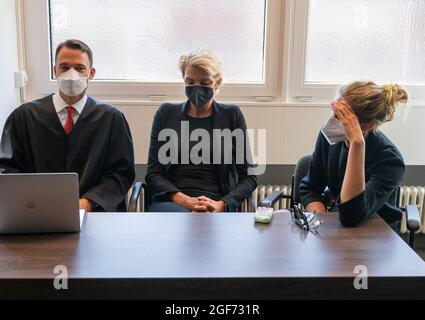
[258,154,421,248]
[259,155,312,209]
[396,187,421,248]
[128,181,256,213]
[127,181,148,212]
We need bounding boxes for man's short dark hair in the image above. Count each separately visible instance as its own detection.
[55,39,93,67]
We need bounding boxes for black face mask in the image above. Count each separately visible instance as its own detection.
[185,85,214,110]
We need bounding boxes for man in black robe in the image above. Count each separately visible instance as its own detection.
[0,39,135,212]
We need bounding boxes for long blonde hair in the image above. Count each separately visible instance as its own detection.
[338,81,408,128]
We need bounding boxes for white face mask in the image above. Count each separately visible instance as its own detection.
[321,115,346,145]
[57,68,88,97]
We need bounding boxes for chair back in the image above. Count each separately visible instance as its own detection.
[292,155,313,205]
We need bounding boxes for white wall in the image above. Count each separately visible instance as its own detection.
[8,0,423,167]
[118,104,425,166]
[0,0,20,132]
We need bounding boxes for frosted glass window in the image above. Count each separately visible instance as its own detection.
[305,0,425,84]
[49,0,266,82]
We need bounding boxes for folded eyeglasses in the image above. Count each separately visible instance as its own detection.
[290,204,323,234]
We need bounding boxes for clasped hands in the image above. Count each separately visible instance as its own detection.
[172,192,225,213]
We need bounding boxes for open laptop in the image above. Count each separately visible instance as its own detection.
[0,173,85,234]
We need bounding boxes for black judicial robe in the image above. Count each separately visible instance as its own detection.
[0,94,135,212]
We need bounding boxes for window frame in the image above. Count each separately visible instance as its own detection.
[19,0,425,106]
[286,0,425,106]
[20,0,283,103]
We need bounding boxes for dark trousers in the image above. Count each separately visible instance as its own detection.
[149,201,190,213]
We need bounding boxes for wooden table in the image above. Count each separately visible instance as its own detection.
[0,212,424,300]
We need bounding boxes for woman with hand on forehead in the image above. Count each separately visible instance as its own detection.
[300,81,408,230]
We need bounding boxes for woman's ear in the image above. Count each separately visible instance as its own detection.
[214,78,222,91]
[361,121,375,135]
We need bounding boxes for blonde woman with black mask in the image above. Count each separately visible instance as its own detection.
[145,49,257,213]
[300,81,408,230]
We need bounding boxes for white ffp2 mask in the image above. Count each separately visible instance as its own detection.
[58,68,88,97]
[321,116,346,145]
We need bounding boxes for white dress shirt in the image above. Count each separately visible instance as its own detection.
[52,93,88,128]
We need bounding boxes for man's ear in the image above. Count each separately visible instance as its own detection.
[88,68,96,80]
[53,65,58,78]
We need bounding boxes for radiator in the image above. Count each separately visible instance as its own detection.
[244,184,425,234]
[242,184,292,212]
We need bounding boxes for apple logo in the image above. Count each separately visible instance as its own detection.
[25,200,36,210]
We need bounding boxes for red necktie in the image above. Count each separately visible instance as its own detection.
[64,106,75,135]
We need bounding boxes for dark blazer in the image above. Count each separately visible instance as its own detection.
[300,130,405,227]
[145,100,257,211]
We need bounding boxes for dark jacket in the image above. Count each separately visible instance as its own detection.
[300,130,405,227]
[145,100,257,211]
